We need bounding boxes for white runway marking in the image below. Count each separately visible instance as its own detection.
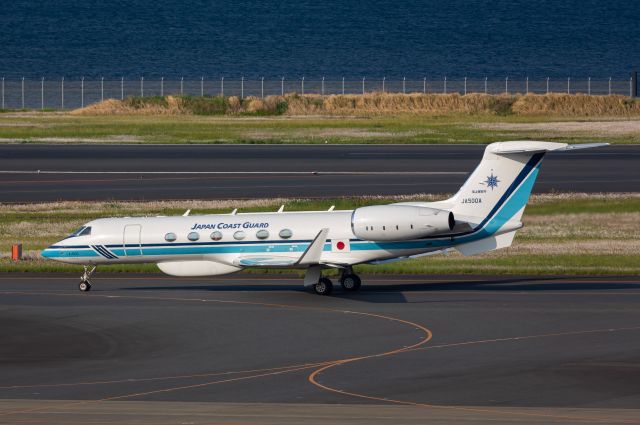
[0,170,467,175]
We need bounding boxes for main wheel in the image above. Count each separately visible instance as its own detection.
[340,274,361,292]
[313,277,333,296]
[78,281,92,292]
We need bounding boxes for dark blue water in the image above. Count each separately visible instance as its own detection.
[1,0,638,79]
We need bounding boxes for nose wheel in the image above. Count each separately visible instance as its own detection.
[79,265,96,292]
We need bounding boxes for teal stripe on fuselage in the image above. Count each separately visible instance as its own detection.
[41,249,99,259]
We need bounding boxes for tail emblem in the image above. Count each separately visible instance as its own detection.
[484,173,500,190]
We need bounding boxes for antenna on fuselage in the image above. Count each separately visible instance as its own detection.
[183,209,191,216]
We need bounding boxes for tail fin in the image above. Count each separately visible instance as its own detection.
[450,141,607,237]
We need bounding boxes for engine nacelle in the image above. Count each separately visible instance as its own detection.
[157,260,241,277]
[352,205,455,241]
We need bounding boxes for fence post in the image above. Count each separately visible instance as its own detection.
[61,77,65,109]
[464,77,467,95]
[180,77,184,95]
[423,77,426,94]
[546,77,549,94]
[1,77,4,109]
[633,71,638,98]
[403,76,406,94]
[201,76,204,97]
[631,76,634,97]
[526,76,529,94]
[588,77,591,95]
[81,76,84,107]
[382,76,385,93]
[281,76,284,96]
[321,76,324,95]
[608,77,611,95]
[21,77,24,109]
[141,76,144,97]
[484,76,487,94]
[505,76,508,94]
[101,77,104,101]
[261,76,264,99]
[121,77,124,100]
[160,77,164,97]
[567,77,570,94]
[362,77,365,94]
[342,77,344,95]
[41,77,44,110]
[221,77,224,96]
[241,76,245,99]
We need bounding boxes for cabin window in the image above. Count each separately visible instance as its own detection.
[165,232,177,242]
[187,232,200,241]
[366,226,369,231]
[396,225,399,230]
[383,226,386,230]
[279,228,292,239]
[233,230,246,240]
[256,229,269,239]
[210,231,223,241]
[410,224,414,229]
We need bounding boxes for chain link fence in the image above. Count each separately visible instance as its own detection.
[0,76,636,110]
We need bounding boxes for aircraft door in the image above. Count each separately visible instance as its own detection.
[123,224,142,256]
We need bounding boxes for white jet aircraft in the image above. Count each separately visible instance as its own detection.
[42,141,606,295]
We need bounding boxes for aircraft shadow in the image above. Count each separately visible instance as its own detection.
[119,275,640,304]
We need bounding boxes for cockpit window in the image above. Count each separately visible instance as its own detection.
[66,226,92,239]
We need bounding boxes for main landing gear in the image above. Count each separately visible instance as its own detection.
[311,269,362,295]
[79,265,96,292]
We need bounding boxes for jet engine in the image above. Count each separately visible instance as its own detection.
[352,205,455,241]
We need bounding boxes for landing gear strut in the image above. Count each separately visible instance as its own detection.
[340,269,362,292]
[79,265,96,292]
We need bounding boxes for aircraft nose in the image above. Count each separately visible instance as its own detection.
[41,245,55,258]
[41,241,62,259]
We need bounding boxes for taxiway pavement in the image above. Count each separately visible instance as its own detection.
[1,273,639,424]
[0,144,637,201]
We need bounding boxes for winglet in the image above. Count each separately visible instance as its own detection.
[296,228,329,266]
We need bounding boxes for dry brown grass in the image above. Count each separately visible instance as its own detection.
[71,93,640,117]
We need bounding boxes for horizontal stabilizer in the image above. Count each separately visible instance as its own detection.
[490,141,609,154]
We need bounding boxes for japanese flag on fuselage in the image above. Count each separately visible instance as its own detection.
[331,239,351,253]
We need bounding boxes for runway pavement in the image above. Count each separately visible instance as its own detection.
[1,273,639,424]
[0,144,637,202]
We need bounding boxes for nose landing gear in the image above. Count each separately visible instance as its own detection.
[79,265,96,292]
